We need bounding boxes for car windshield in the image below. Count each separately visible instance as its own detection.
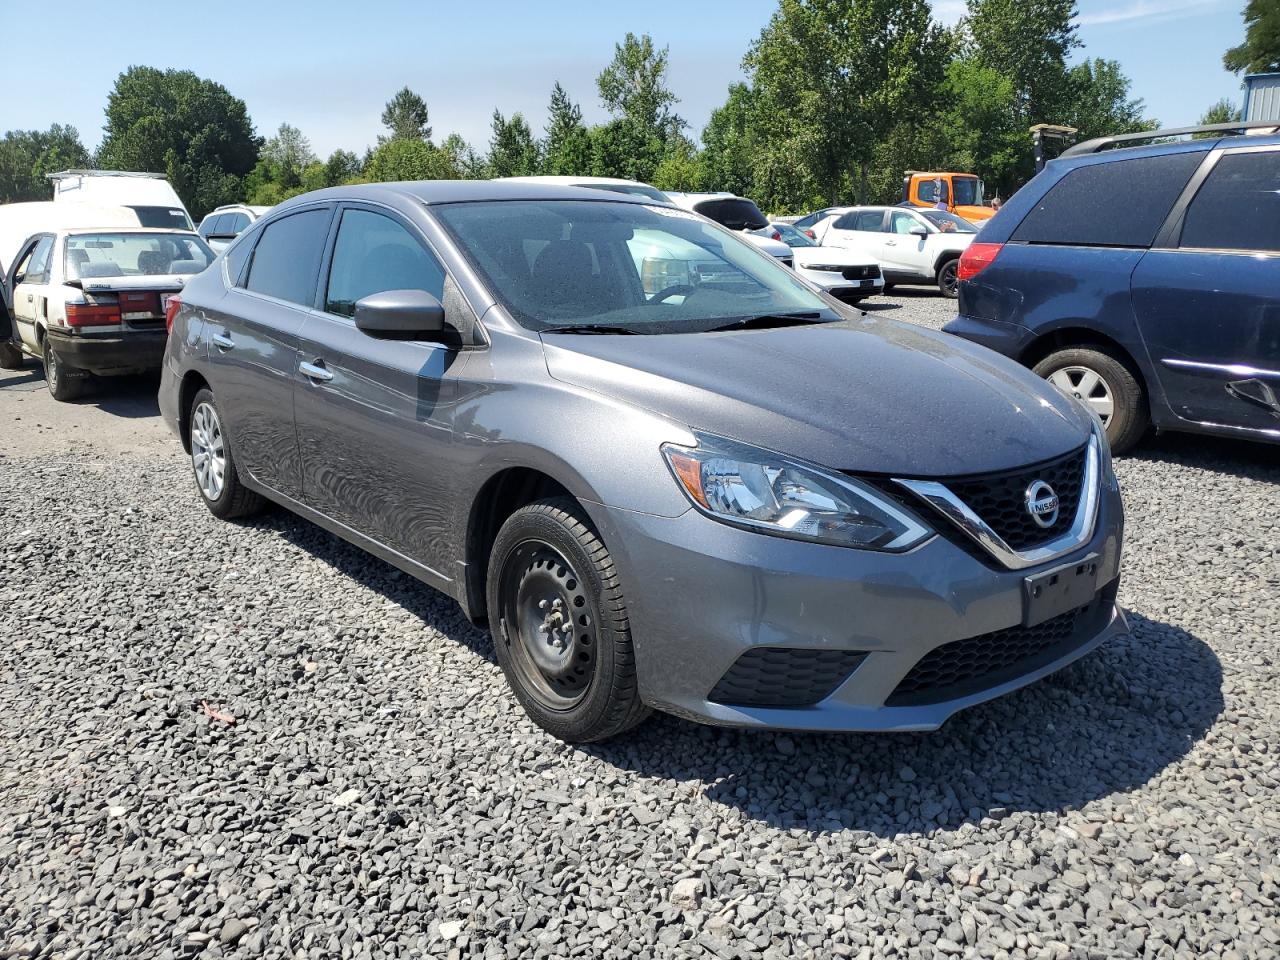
[774,223,818,247]
[65,232,215,279]
[921,211,978,234]
[434,200,835,334]
[952,177,983,207]
[578,183,671,203]
[692,197,769,231]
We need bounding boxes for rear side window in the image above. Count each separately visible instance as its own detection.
[130,206,192,229]
[835,210,885,232]
[324,209,445,317]
[1180,151,1280,252]
[1011,151,1204,248]
[224,213,250,234]
[244,209,331,306]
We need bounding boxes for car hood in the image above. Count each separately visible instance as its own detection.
[542,316,1091,477]
[791,246,878,268]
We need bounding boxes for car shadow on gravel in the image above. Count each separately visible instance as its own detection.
[1124,432,1280,484]
[587,612,1222,838]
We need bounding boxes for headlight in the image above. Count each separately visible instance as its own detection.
[662,434,932,551]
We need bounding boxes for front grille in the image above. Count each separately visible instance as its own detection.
[709,648,866,708]
[840,264,880,281]
[945,446,1087,550]
[886,584,1115,707]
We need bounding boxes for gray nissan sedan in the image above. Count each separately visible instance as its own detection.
[159,182,1126,742]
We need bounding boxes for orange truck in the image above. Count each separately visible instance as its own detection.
[901,171,995,222]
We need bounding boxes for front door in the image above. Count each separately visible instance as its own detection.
[10,235,54,352]
[1132,145,1280,433]
[820,209,887,256]
[207,205,335,499]
[881,211,930,279]
[293,204,466,579]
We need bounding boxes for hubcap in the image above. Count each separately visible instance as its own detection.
[191,401,226,501]
[499,541,597,709]
[1047,365,1114,425]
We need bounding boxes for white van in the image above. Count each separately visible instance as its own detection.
[48,170,193,231]
[0,202,142,276]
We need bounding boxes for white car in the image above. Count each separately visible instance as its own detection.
[811,206,977,298]
[48,170,193,231]
[5,227,214,399]
[497,175,673,204]
[772,222,883,304]
[665,192,794,265]
[197,204,273,252]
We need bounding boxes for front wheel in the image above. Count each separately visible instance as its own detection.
[487,498,649,742]
[189,387,265,519]
[43,338,84,401]
[1033,346,1148,453]
[937,258,960,298]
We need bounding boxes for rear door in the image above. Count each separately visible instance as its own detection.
[293,203,466,576]
[206,204,334,499]
[820,209,886,255]
[1132,145,1280,433]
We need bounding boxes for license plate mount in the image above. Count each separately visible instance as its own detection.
[1023,554,1099,627]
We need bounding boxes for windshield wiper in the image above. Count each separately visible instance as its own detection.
[540,324,641,335]
[707,312,829,333]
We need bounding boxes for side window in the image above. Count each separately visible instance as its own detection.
[324,209,445,318]
[856,211,885,232]
[198,216,218,237]
[1010,151,1204,248]
[890,212,919,235]
[1180,151,1280,253]
[225,213,250,234]
[21,236,55,284]
[244,208,331,306]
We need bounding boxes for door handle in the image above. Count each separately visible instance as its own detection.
[885,240,897,247]
[211,332,234,350]
[299,360,333,383]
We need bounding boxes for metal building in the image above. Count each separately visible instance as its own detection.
[1243,72,1280,122]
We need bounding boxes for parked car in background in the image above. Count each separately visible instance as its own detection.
[49,170,193,230]
[160,181,1124,743]
[6,227,213,399]
[772,222,883,303]
[198,204,273,251]
[812,206,977,297]
[948,122,1280,453]
[498,175,672,203]
[666,192,794,264]
[0,202,143,281]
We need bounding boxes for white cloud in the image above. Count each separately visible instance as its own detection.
[1076,0,1230,28]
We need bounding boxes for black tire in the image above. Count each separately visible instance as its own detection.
[937,258,960,298]
[0,340,22,370]
[487,497,649,742]
[42,337,85,401]
[188,387,265,520]
[1033,346,1148,454]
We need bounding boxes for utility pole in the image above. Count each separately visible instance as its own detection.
[1030,124,1078,172]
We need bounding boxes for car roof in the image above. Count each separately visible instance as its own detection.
[498,175,653,187]
[272,180,658,212]
[1049,131,1280,172]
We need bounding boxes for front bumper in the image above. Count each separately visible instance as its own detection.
[593,482,1125,731]
[799,268,884,301]
[46,329,167,375]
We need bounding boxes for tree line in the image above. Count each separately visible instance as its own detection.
[1,0,1271,221]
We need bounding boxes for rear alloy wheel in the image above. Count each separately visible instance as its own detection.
[1034,346,1148,453]
[189,387,265,520]
[937,258,960,298]
[42,337,84,401]
[488,497,649,742]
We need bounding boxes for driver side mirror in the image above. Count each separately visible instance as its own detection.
[909,225,929,237]
[354,289,446,340]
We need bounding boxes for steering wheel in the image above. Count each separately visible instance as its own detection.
[651,284,697,303]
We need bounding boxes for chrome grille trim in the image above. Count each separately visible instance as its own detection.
[893,436,1100,571]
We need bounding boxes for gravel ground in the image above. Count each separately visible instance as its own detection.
[2,294,1278,959]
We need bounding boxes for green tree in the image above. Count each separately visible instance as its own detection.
[441,133,485,179]
[650,138,703,192]
[324,149,362,185]
[486,110,540,178]
[744,0,950,210]
[381,87,432,142]
[365,138,459,182]
[966,0,1079,123]
[97,66,260,218]
[1060,58,1155,140]
[541,83,593,175]
[244,123,316,204]
[934,59,1023,197]
[700,83,761,199]
[0,125,91,203]
[1201,98,1241,125]
[597,33,684,140]
[1224,0,1280,74]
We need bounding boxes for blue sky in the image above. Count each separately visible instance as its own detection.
[0,0,1247,158]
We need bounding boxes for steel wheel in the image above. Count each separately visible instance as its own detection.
[1047,365,1115,426]
[497,539,597,711]
[43,339,59,394]
[191,400,226,501]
